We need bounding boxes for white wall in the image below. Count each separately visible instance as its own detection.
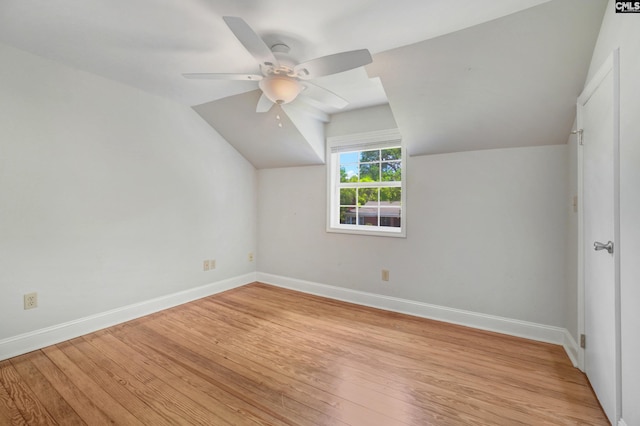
[0,43,257,341]
[258,145,568,327]
[585,2,640,424]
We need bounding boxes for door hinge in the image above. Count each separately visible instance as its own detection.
[580,334,586,349]
[572,129,584,145]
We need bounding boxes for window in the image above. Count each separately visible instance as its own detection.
[327,129,405,237]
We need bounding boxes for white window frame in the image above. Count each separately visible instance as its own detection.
[326,129,406,238]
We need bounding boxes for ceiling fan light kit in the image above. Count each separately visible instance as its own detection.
[183,16,372,117]
[259,74,302,104]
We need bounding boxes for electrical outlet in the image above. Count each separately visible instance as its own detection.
[203,260,210,271]
[210,259,216,269]
[248,252,254,262]
[381,269,390,282]
[24,292,38,310]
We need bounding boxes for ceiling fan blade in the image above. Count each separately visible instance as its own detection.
[223,16,279,67]
[256,93,275,113]
[294,49,372,80]
[182,73,263,81]
[300,82,349,109]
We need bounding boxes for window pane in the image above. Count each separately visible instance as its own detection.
[340,207,356,224]
[381,148,401,161]
[339,152,359,164]
[340,188,356,205]
[359,163,380,182]
[360,149,379,162]
[358,188,379,206]
[381,161,402,182]
[340,164,359,182]
[380,208,401,228]
[358,206,379,226]
[380,187,401,203]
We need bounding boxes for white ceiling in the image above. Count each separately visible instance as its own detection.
[0,0,606,168]
[368,0,607,157]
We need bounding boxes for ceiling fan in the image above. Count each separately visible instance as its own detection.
[183,16,372,114]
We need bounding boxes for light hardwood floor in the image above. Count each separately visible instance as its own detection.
[0,283,607,425]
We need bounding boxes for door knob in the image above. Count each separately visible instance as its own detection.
[594,241,614,254]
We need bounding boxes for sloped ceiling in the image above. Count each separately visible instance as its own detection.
[194,90,326,168]
[0,0,606,168]
[368,0,607,156]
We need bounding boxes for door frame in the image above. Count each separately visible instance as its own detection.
[577,48,621,422]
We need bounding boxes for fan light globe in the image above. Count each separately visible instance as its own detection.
[259,75,302,104]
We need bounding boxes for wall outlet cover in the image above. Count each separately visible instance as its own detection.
[24,292,38,310]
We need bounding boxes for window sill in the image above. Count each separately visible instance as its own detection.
[326,225,406,238]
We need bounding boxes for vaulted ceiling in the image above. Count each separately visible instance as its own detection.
[0,0,606,168]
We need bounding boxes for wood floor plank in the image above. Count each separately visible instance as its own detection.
[0,359,56,425]
[98,330,290,426]
[214,289,605,423]
[9,353,85,426]
[0,362,27,426]
[178,299,511,425]
[226,285,574,379]
[41,344,144,425]
[186,299,540,424]
[80,332,233,426]
[216,285,607,424]
[29,342,135,425]
[228,285,592,390]
[56,339,174,425]
[145,311,430,426]
[189,296,581,425]
[0,283,608,425]
[120,320,352,426]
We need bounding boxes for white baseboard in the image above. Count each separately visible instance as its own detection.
[0,273,255,361]
[562,329,580,367]
[618,420,627,426]
[2,272,578,365]
[258,272,570,348]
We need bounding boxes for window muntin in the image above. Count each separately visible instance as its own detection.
[328,137,405,237]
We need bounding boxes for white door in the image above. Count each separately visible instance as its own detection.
[578,51,620,425]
